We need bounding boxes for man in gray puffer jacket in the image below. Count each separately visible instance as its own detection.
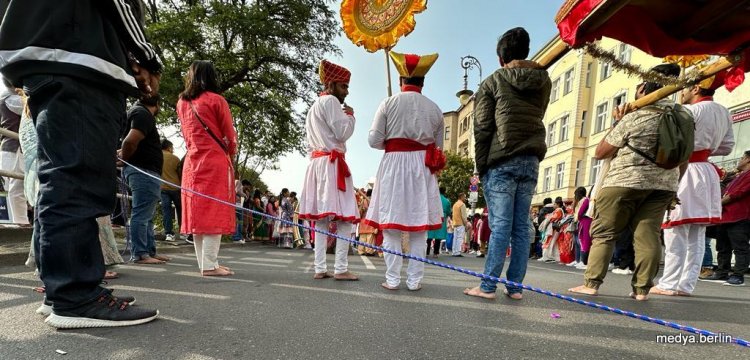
[464,27,550,301]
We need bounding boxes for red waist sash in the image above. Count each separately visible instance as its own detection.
[689,149,711,163]
[312,150,350,192]
[689,149,724,177]
[384,138,446,174]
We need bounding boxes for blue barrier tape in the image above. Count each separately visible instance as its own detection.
[119,159,749,348]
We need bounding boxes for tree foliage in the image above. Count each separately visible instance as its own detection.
[143,0,340,173]
[438,152,485,208]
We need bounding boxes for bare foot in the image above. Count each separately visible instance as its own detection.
[135,256,165,265]
[313,271,333,280]
[218,265,232,272]
[463,286,497,300]
[381,282,399,290]
[629,292,648,301]
[568,285,598,295]
[503,289,523,300]
[648,287,677,296]
[334,271,359,281]
[104,271,119,280]
[153,254,171,262]
[202,267,234,276]
[675,290,692,297]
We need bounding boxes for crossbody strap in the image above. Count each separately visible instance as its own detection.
[189,101,229,154]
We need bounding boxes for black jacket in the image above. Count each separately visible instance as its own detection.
[473,60,551,176]
[0,0,161,95]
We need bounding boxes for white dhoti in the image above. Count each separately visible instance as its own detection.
[313,219,353,275]
[658,162,721,294]
[452,226,465,256]
[383,229,427,289]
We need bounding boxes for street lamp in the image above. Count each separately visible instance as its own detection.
[456,55,482,106]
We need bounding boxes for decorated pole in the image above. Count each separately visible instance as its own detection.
[385,48,393,96]
[340,0,428,97]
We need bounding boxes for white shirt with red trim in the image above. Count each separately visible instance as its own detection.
[298,95,358,223]
[664,100,734,228]
[363,91,444,232]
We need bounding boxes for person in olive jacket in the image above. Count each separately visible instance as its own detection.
[464,27,551,300]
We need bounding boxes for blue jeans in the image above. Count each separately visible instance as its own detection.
[233,207,244,241]
[160,189,181,235]
[574,233,581,263]
[27,75,123,309]
[124,166,161,259]
[480,156,539,294]
[702,237,713,267]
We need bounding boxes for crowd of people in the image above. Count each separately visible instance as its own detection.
[0,0,747,332]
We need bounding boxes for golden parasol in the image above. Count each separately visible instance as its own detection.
[341,0,428,95]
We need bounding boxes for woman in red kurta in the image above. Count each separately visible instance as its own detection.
[177,60,237,277]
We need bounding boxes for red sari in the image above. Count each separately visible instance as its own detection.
[177,92,237,235]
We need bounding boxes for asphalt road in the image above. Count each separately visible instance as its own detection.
[0,244,748,359]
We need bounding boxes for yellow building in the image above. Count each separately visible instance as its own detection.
[443,36,750,206]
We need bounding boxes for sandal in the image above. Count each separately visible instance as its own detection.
[104,271,119,279]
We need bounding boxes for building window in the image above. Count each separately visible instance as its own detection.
[559,115,569,142]
[595,102,608,133]
[612,92,627,126]
[461,116,469,134]
[551,78,560,102]
[617,43,631,63]
[563,68,574,95]
[574,159,583,186]
[547,121,557,146]
[543,167,552,192]
[555,163,565,189]
[585,62,592,88]
[600,61,612,82]
[590,158,603,185]
[580,111,587,137]
[444,126,450,140]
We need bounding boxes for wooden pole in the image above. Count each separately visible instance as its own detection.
[385,48,393,97]
[630,56,735,109]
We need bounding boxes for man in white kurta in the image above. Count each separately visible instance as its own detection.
[298,60,359,281]
[364,52,444,291]
[651,78,734,296]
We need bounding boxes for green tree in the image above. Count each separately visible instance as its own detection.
[438,152,485,208]
[143,0,340,172]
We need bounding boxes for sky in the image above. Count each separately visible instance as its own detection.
[259,1,565,193]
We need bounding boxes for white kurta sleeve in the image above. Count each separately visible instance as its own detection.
[368,100,388,150]
[324,97,356,143]
[713,117,735,156]
[434,107,444,149]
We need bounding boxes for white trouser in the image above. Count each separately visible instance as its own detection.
[383,229,427,289]
[193,234,222,271]
[314,219,353,274]
[0,149,28,224]
[658,224,706,294]
[452,226,465,255]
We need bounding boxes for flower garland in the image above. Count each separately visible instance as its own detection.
[582,43,702,87]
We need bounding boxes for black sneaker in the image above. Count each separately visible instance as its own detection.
[36,294,136,317]
[185,234,194,245]
[44,291,156,329]
[698,273,729,283]
[723,275,745,287]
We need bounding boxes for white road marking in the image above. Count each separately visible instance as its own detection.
[174,271,256,284]
[109,284,229,299]
[360,255,376,270]
[239,257,293,264]
[116,265,168,272]
[226,260,286,268]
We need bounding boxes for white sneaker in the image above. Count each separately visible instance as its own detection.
[164,234,176,242]
[576,263,587,270]
[566,261,578,267]
[233,239,246,244]
[612,268,633,275]
[608,263,615,271]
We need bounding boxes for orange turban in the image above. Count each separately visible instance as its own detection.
[319,60,351,85]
